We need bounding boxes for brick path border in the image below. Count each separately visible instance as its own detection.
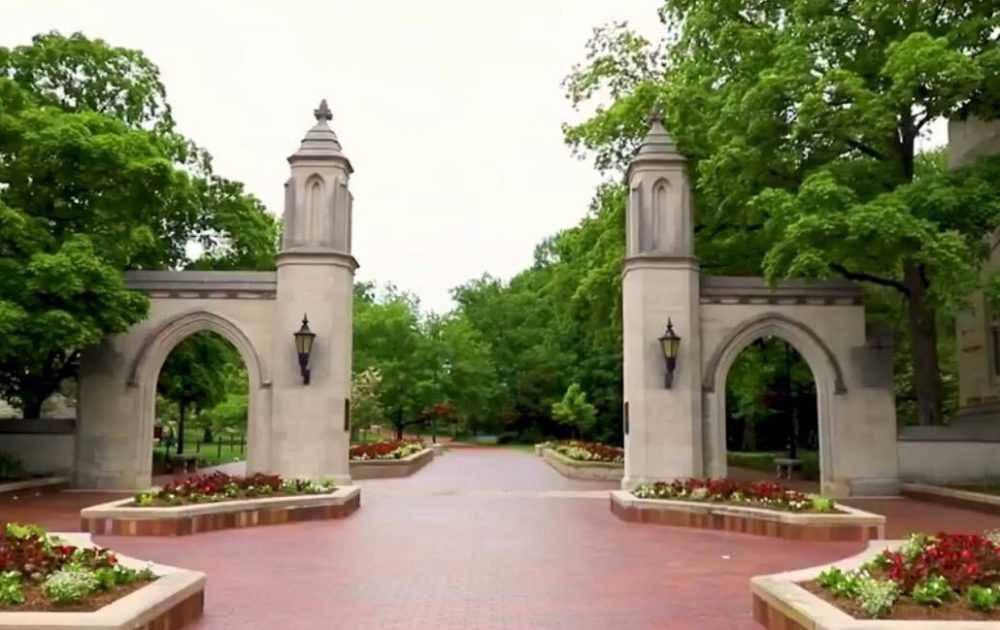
[80,486,360,536]
[611,490,884,541]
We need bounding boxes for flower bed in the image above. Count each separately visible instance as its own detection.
[752,535,1000,629]
[611,488,883,541]
[82,478,360,536]
[542,446,623,481]
[806,531,1000,621]
[350,440,435,480]
[0,522,156,612]
[349,439,425,461]
[632,478,835,513]
[0,529,203,628]
[132,471,334,507]
[551,441,624,463]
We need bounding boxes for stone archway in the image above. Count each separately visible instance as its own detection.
[701,312,843,492]
[128,309,272,477]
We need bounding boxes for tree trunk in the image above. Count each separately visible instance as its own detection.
[202,425,213,443]
[20,397,44,420]
[903,262,944,426]
[177,402,187,455]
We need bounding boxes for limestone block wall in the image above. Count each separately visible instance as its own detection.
[0,419,75,475]
[898,440,1000,483]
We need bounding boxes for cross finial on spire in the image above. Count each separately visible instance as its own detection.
[314,99,332,122]
[646,101,665,126]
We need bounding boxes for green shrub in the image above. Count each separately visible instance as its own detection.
[42,568,99,604]
[0,571,23,605]
[0,452,24,480]
[810,496,835,512]
[818,567,861,598]
[857,577,899,618]
[911,575,954,606]
[968,585,1000,612]
[4,522,46,540]
[518,426,545,445]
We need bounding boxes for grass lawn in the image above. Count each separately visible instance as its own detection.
[727,450,820,481]
[157,430,247,467]
[500,443,536,454]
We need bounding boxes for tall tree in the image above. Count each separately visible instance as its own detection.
[353,285,435,439]
[0,32,278,416]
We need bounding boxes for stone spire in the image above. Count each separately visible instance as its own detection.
[635,103,684,161]
[288,99,352,171]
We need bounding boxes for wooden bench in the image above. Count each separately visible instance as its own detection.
[166,454,199,474]
[774,457,802,480]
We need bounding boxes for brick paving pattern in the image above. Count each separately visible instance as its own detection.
[1,447,997,629]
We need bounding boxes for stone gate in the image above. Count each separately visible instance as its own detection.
[620,114,899,497]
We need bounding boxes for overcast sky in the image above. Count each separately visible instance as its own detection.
[3,0,667,312]
[3,1,947,314]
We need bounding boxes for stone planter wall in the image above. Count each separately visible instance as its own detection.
[901,482,1000,516]
[750,540,1000,629]
[80,486,361,536]
[0,532,205,629]
[542,448,623,481]
[349,447,434,480]
[610,490,884,542]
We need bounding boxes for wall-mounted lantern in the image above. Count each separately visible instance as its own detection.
[294,314,316,385]
[658,318,681,388]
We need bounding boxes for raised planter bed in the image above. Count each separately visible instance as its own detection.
[350,447,435,480]
[80,486,361,536]
[0,476,69,497]
[610,490,884,541]
[0,531,204,629]
[901,482,1000,516]
[542,448,623,481]
[751,538,1000,628]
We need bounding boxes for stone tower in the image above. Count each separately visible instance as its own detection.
[268,100,356,483]
[621,108,703,488]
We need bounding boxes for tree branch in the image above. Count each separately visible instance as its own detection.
[830,263,908,293]
[846,138,886,161]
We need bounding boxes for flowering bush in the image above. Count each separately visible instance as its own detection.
[350,439,425,461]
[817,531,1000,618]
[631,478,833,512]
[132,471,335,507]
[0,522,156,608]
[551,441,624,463]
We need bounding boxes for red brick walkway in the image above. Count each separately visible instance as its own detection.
[2,448,998,629]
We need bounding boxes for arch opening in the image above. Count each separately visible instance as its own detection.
[722,336,820,492]
[154,330,250,474]
[130,310,268,484]
[704,314,839,492]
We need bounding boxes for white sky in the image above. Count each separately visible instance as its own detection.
[2,1,946,313]
[2,0,665,313]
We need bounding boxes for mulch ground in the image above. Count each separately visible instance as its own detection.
[136,489,333,507]
[801,580,1000,621]
[0,578,152,613]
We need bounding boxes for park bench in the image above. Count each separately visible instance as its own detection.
[166,453,199,474]
[774,457,802,480]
